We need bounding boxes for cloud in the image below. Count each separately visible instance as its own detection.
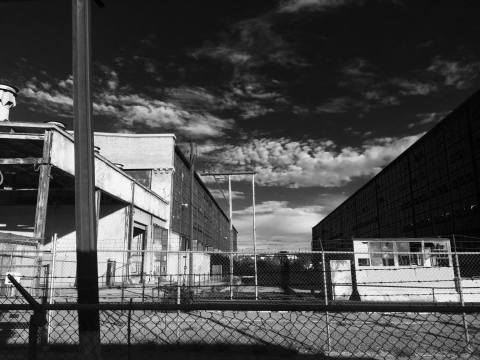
[428,57,480,89]
[191,47,252,65]
[315,97,351,113]
[200,134,423,188]
[233,201,326,250]
[278,0,348,13]
[210,189,245,200]
[407,111,449,129]
[21,75,235,138]
[341,58,373,78]
[390,78,438,96]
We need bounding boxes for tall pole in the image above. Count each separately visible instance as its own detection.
[228,175,233,300]
[188,142,195,290]
[72,0,101,357]
[252,174,258,300]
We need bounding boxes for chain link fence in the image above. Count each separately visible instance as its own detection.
[1,248,480,304]
[0,302,479,359]
[1,236,480,358]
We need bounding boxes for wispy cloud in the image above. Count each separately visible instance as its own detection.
[391,78,438,96]
[21,74,235,138]
[408,111,449,129]
[428,57,480,89]
[210,189,245,200]
[278,0,348,13]
[200,134,422,188]
[233,201,326,250]
[315,97,351,113]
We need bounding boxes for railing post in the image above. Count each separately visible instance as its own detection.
[321,251,331,354]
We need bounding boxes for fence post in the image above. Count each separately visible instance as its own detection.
[127,298,132,360]
[47,233,57,343]
[321,251,331,354]
[452,234,471,352]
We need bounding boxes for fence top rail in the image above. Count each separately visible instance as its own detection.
[3,250,480,256]
[1,301,480,313]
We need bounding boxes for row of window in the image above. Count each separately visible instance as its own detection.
[356,241,451,268]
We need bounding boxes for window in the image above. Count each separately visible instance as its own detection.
[397,242,423,266]
[369,241,394,266]
[425,242,450,267]
[358,258,370,266]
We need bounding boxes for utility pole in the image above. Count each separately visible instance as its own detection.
[188,142,195,289]
[252,174,258,300]
[228,175,233,299]
[72,0,101,358]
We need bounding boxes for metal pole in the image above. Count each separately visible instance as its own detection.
[228,175,233,300]
[188,142,195,291]
[47,234,58,343]
[321,250,331,353]
[127,298,132,360]
[453,234,471,351]
[252,174,258,300]
[72,0,100,357]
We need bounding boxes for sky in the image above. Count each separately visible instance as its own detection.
[1,0,480,250]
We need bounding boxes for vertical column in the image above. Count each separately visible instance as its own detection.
[252,174,258,300]
[34,165,52,241]
[72,0,100,356]
[228,175,233,300]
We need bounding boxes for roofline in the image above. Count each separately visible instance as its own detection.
[313,88,480,232]
[93,132,176,139]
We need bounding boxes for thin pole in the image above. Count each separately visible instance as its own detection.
[228,175,233,300]
[188,142,195,290]
[453,234,471,351]
[47,234,58,343]
[252,174,258,300]
[72,0,100,357]
[321,248,331,353]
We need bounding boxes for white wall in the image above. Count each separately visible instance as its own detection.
[93,133,175,170]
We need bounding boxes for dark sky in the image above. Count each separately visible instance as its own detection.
[2,0,480,249]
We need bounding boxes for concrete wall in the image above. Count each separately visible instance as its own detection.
[43,202,130,288]
[50,131,169,221]
[355,267,459,302]
[93,133,175,170]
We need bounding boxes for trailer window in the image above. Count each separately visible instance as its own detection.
[397,242,423,266]
[424,242,450,267]
[369,241,394,266]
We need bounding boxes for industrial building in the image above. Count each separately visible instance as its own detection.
[0,119,236,292]
[313,90,480,254]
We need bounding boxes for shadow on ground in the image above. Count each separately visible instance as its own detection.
[1,343,377,360]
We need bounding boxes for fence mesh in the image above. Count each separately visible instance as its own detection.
[1,247,480,304]
[0,305,479,359]
[1,241,480,358]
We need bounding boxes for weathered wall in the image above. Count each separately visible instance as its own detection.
[93,133,175,170]
[50,131,168,221]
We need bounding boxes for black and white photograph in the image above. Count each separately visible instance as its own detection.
[0,0,479,359]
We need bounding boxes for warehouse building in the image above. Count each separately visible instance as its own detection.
[313,90,480,253]
[0,120,236,293]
